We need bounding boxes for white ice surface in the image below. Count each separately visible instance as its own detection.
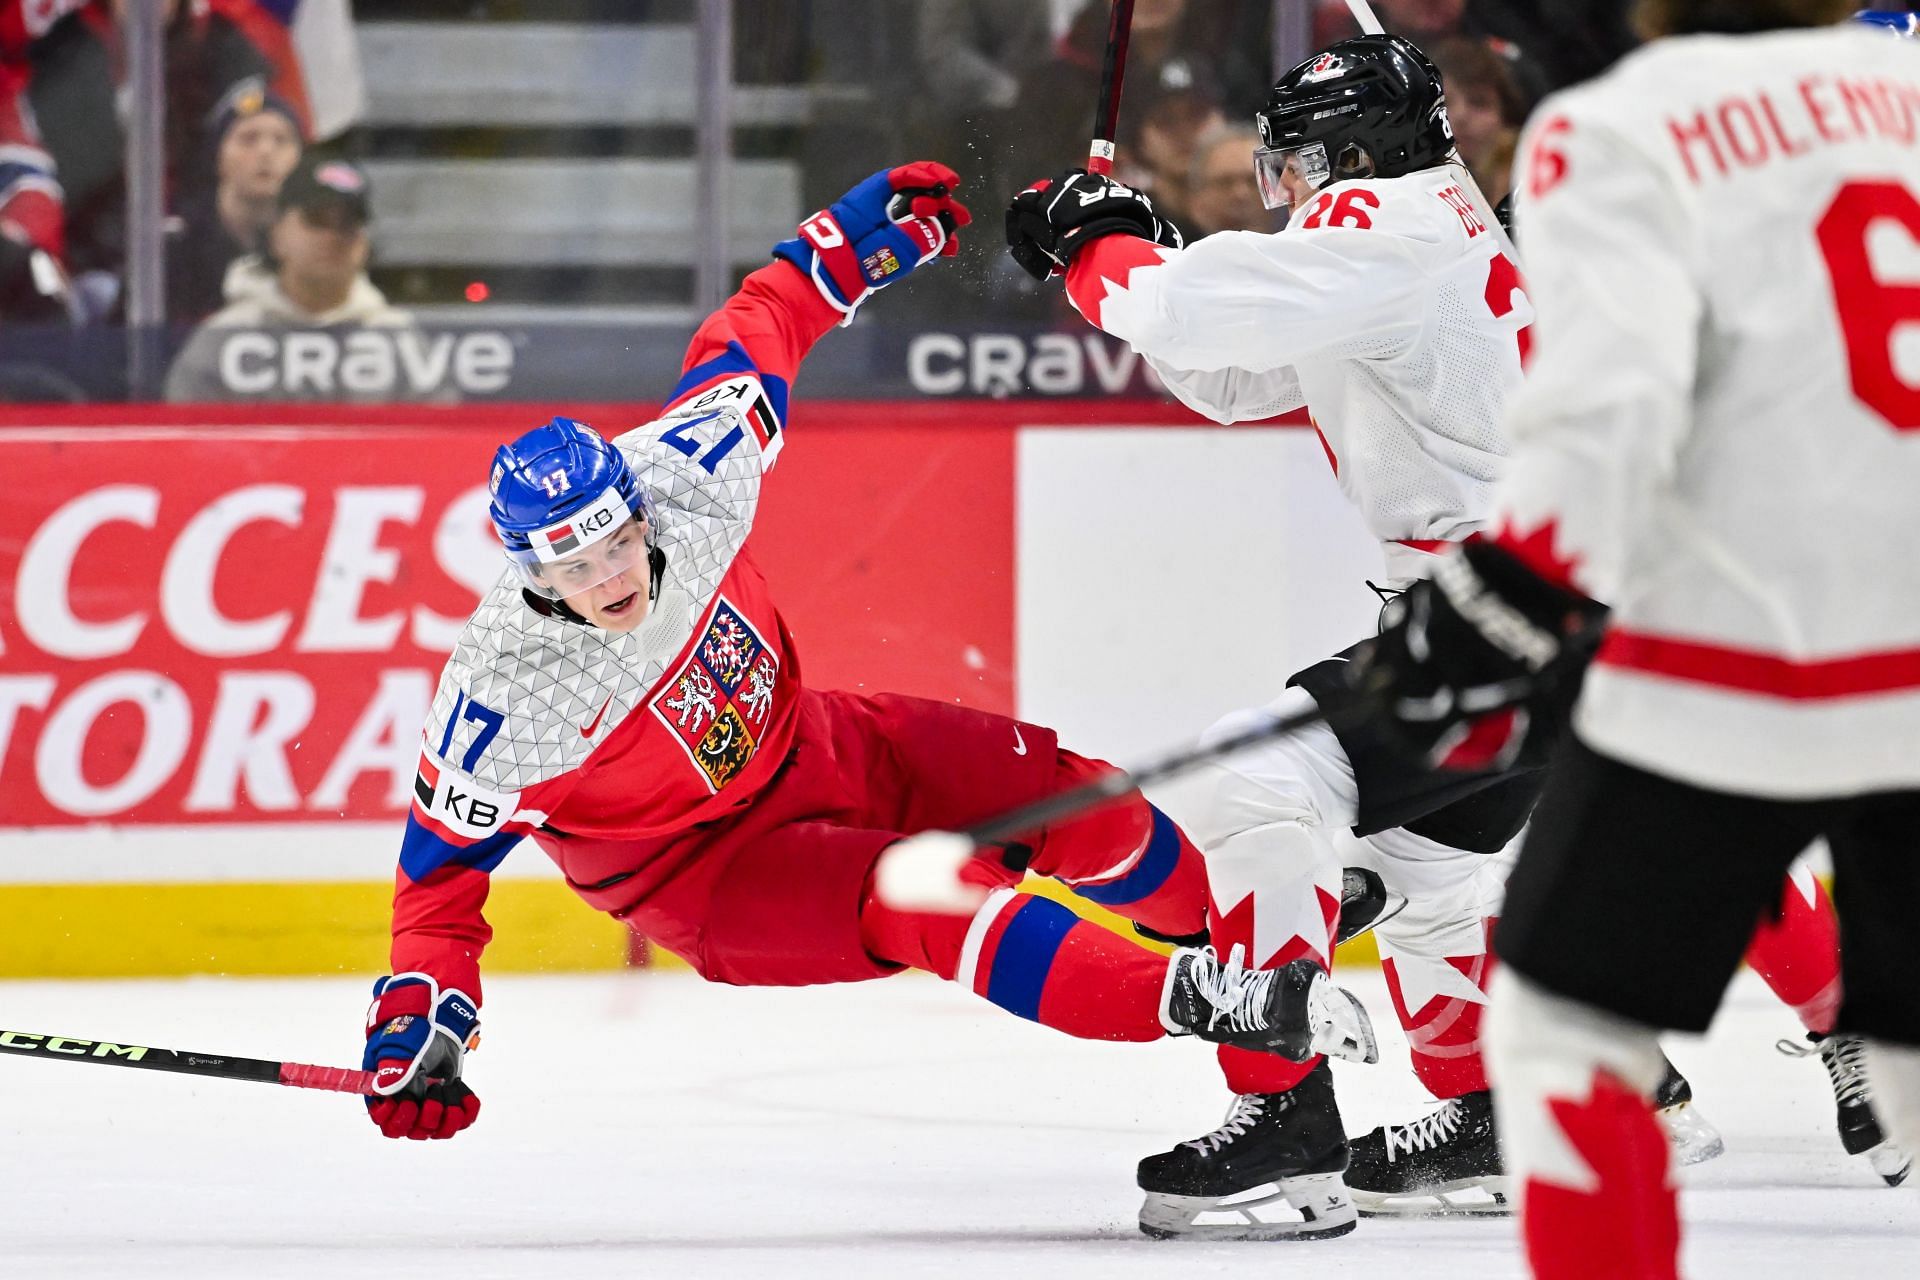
[2,968,1914,1278]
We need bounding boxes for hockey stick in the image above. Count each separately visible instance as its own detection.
[1086,0,1136,175]
[967,699,1340,849]
[874,696,1368,913]
[0,1028,378,1095]
[1343,0,1386,36]
[875,646,1554,915]
[1338,0,1513,244]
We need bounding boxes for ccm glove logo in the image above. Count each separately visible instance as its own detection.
[801,212,847,250]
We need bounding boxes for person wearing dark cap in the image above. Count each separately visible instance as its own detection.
[165,75,306,323]
[166,157,426,403]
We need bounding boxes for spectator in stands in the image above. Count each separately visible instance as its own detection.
[1011,0,1263,180]
[1428,36,1527,202]
[165,158,430,403]
[166,75,304,324]
[1116,59,1226,232]
[914,0,1055,221]
[0,0,311,322]
[1312,0,1629,96]
[920,0,1053,121]
[1321,0,1471,45]
[0,56,66,321]
[1183,122,1278,238]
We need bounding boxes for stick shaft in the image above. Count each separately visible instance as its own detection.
[1344,0,1385,35]
[965,702,1329,847]
[0,1029,377,1095]
[1087,0,1136,175]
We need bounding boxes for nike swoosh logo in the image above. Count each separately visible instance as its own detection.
[579,695,614,738]
[1012,725,1028,756]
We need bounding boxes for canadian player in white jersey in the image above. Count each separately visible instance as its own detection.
[1001,33,1550,1228]
[1001,29,1883,1229]
[1359,2,1920,1274]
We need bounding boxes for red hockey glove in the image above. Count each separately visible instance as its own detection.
[772,161,972,320]
[1004,169,1184,281]
[1358,541,1607,772]
[361,973,482,1140]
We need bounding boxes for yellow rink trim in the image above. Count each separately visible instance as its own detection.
[0,881,629,979]
[0,877,1381,979]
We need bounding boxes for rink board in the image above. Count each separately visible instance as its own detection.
[0,403,1383,976]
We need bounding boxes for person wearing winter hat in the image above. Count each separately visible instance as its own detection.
[165,75,306,323]
[165,157,431,403]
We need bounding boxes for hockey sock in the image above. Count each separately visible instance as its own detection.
[1744,865,1841,1035]
[1028,754,1210,941]
[1381,920,1496,1098]
[1205,819,1343,1094]
[1527,1072,1678,1280]
[1489,971,1677,1280]
[859,885,1168,1042]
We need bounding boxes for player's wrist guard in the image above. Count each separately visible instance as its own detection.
[1005,169,1185,282]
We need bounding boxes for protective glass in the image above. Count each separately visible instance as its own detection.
[1253,141,1330,211]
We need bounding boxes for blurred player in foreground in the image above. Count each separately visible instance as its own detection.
[1356,2,1920,1273]
[1002,25,1897,1230]
[355,161,1376,1195]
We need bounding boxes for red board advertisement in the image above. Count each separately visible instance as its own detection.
[0,400,1213,828]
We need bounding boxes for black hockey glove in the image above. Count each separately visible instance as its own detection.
[1004,169,1184,282]
[1353,540,1608,774]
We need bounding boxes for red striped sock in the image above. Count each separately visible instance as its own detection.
[862,886,1168,1042]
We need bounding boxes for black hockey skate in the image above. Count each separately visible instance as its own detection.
[1779,1031,1913,1186]
[1654,1055,1725,1166]
[1345,1090,1509,1216]
[1137,1059,1356,1240]
[1161,946,1379,1064]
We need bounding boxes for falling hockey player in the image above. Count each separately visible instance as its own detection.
[354,160,1379,1220]
[1002,30,1902,1232]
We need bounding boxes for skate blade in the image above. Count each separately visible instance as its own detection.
[1139,1172,1358,1241]
[1658,1103,1725,1166]
[1351,1177,1511,1218]
[1866,1142,1912,1187]
[1310,980,1380,1065]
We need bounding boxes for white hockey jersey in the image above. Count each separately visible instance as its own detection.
[1064,163,1532,582]
[1492,26,1920,798]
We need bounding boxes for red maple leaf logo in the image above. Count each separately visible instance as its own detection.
[1208,883,1341,972]
[1525,1071,1680,1279]
[1492,517,1586,592]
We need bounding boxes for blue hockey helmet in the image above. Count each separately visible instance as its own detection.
[1853,10,1920,35]
[489,416,656,600]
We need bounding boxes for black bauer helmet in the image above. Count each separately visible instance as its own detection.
[1254,34,1455,210]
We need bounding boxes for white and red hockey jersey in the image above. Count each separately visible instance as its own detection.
[1491,26,1920,797]
[391,264,840,996]
[1065,163,1532,582]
